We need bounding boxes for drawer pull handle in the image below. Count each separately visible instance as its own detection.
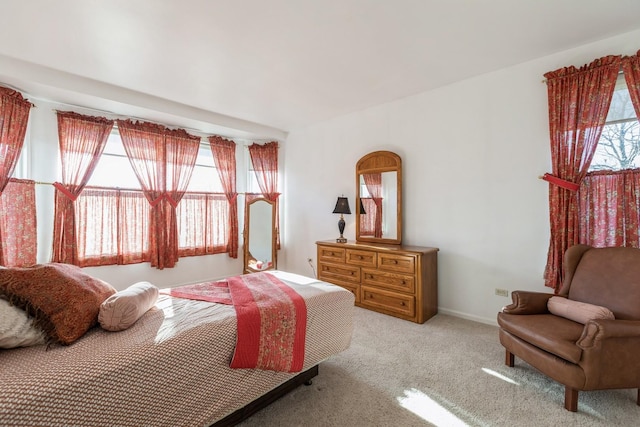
[400,301,405,306]
[392,260,398,264]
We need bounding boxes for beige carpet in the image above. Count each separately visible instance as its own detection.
[238,307,639,427]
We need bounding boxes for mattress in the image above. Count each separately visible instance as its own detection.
[0,271,354,427]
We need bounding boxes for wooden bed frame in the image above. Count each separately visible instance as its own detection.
[211,365,319,426]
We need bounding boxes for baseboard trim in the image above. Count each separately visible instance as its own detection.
[437,307,498,327]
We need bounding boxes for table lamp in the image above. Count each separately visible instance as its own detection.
[332,196,351,243]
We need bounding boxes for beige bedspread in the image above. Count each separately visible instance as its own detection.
[0,271,354,427]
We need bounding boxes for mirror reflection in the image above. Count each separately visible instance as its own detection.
[358,171,398,240]
[243,198,276,273]
[355,151,402,245]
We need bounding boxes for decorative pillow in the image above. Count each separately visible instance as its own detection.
[99,281,159,332]
[0,263,116,345]
[547,296,615,324]
[0,297,46,348]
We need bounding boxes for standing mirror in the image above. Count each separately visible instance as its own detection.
[355,151,402,245]
[243,197,277,273]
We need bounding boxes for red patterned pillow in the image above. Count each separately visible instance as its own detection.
[0,263,116,345]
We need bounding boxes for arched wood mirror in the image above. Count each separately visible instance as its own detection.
[355,151,402,245]
[243,197,277,273]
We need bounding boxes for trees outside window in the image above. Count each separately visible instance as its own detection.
[590,76,640,171]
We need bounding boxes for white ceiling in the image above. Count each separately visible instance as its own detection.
[1,0,640,139]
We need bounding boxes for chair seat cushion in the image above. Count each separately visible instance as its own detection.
[497,312,584,363]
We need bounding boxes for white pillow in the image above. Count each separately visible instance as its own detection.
[0,297,46,348]
[98,282,159,331]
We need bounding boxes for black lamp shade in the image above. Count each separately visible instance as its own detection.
[332,197,351,215]
[359,198,366,215]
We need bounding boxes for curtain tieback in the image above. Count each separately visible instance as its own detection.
[227,193,238,203]
[149,194,179,208]
[165,194,179,208]
[53,182,79,201]
[149,194,164,207]
[541,173,580,192]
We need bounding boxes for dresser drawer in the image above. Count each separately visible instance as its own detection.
[361,269,415,294]
[318,245,346,263]
[318,262,360,284]
[378,253,415,274]
[346,249,377,267]
[318,262,361,303]
[361,286,415,317]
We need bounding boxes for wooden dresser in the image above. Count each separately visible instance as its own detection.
[316,240,438,324]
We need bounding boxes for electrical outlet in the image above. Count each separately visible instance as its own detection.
[307,257,317,279]
[495,288,509,297]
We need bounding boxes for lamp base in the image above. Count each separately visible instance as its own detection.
[336,216,347,243]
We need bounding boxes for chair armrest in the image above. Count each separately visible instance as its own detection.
[501,291,556,315]
[577,319,640,349]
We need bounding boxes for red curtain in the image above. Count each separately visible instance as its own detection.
[75,188,150,266]
[542,55,621,290]
[0,179,36,266]
[51,111,114,264]
[117,120,199,269]
[363,173,383,238]
[177,193,229,257]
[359,198,377,237]
[578,170,640,248]
[248,141,281,247]
[165,128,200,265]
[0,87,33,266]
[209,136,239,258]
[0,87,32,194]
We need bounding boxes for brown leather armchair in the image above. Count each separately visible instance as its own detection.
[497,244,640,411]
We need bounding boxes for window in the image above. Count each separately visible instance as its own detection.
[177,142,228,255]
[77,131,147,264]
[77,130,232,265]
[589,74,640,171]
[89,132,142,189]
[579,72,640,248]
[246,145,262,194]
[87,132,224,192]
[187,143,223,193]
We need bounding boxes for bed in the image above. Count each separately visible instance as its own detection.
[0,269,355,427]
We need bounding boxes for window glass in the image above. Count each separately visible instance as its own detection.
[88,132,141,188]
[589,74,640,171]
[187,143,223,193]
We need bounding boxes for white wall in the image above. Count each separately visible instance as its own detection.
[280,29,640,325]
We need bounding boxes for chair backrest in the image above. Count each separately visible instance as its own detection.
[560,245,640,320]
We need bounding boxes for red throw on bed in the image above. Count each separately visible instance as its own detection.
[164,272,307,373]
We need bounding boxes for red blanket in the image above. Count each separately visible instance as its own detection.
[164,273,307,372]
